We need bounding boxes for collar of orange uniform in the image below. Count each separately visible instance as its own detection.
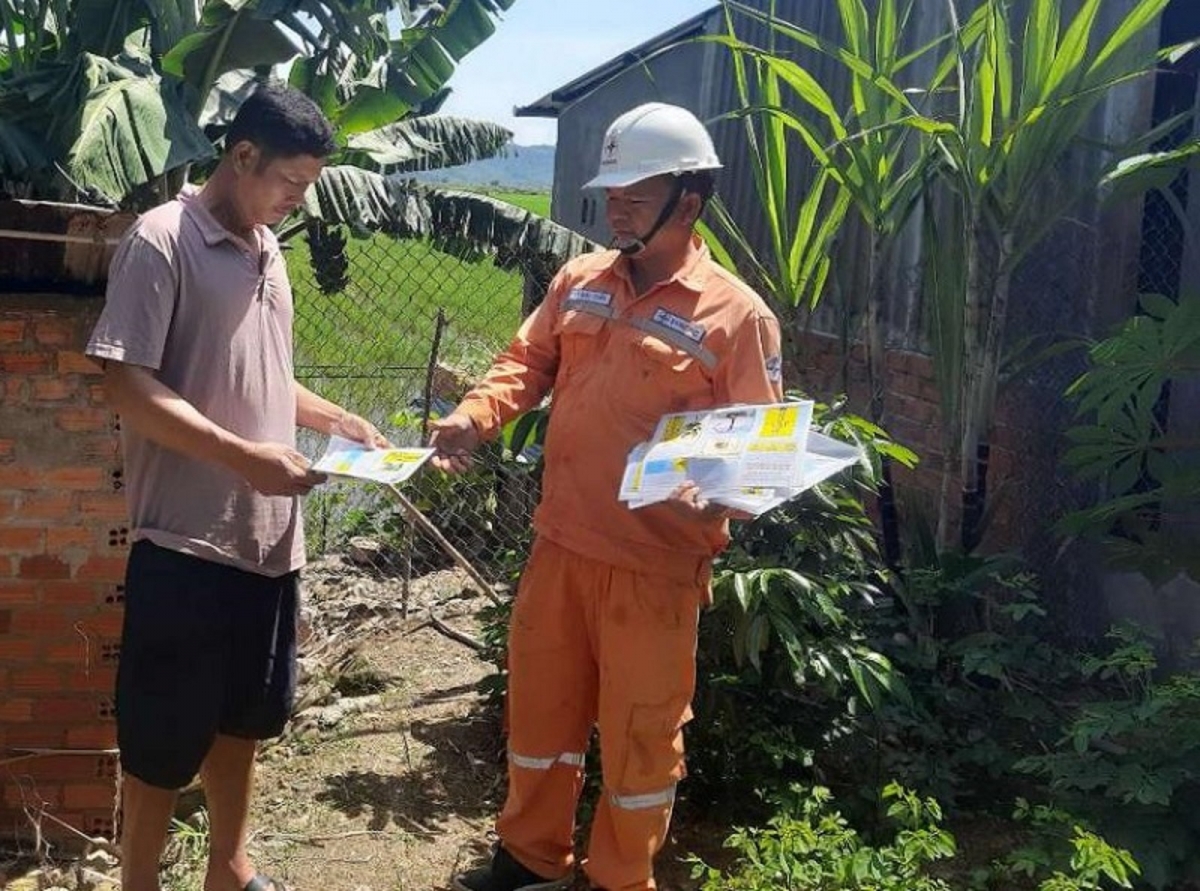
[612,233,712,295]
[674,234,712,292]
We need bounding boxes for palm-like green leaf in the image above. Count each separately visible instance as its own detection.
[306,164,596,267]
[721,0,1187,551]
[343,115,511,173]
[915,0,1183,547]
[699,7,854,354]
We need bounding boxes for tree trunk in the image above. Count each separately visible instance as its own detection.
[864,230,902,566]
[962,228,1013,551]
[956,212,986,551]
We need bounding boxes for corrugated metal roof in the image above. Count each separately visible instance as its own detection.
[513,6,721,118]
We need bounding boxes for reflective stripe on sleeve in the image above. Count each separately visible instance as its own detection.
[609,784,677,810]
[625,316,718,369]
[509,750,587,770]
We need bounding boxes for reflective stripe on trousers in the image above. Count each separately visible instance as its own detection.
[609,785,677,811]
[509,750,587,770]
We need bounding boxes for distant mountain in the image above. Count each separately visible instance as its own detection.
[412,144,555,191]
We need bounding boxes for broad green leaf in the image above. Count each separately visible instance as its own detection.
[66,67,215,203]
[343,115,511,173]
[162,12,298,107]
[307,166,597,265]
[0,116,48,174]
[71,0,151,57]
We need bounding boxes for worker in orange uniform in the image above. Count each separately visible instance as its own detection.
[433,103,784,891]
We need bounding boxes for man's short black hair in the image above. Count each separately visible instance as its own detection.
[226,83,337,162]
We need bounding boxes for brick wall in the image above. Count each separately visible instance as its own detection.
[793,330,1028,552]
[0,295,125,843]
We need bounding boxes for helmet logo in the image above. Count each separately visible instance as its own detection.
[602,136,619,164]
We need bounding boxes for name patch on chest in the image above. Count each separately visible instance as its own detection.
[564,288,613,309]
[651,308,706,344]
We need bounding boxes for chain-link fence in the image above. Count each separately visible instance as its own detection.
[289,222,569,596]
[287,134,1196,603]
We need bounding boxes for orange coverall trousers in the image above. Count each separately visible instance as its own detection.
[496,537,705,890]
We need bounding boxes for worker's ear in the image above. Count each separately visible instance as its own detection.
[678,190,703,227]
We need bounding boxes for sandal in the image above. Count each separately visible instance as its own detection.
[244,875,291,891]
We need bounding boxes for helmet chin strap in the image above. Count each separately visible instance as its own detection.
[612,178,685,256]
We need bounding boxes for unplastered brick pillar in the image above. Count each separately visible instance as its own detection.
[1,295,125,843]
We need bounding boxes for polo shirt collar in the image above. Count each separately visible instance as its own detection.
[180,187,262,252]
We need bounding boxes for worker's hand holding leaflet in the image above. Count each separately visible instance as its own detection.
[619,401,862,517]
[428,412,481,473]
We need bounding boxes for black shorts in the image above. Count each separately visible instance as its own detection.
[116,540,299,790]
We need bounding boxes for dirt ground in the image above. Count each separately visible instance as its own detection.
[2,555,723,891]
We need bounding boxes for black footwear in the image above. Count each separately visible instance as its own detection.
[451,845,572,891]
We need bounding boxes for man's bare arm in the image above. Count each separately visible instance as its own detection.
[104,362,323,496]
[295,381,390,447]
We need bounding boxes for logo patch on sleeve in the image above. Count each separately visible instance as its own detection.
[651,308,706,343]
[765,355,783,382]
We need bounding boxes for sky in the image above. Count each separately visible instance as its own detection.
[437,0,718,146]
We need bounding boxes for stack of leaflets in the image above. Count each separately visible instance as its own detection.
[313,435,435,486]
[618,401,862,516]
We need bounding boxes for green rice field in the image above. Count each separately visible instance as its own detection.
[287,231,525,423]
[485,190,551,217]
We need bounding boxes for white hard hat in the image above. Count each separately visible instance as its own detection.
[582,102,722,190]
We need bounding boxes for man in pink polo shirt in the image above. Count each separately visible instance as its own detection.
[87,84,384,891]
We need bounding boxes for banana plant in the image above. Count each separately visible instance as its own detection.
[0,0,519,209]
[302,164,596,268]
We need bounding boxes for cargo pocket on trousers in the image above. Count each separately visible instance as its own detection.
[616,697,694,797]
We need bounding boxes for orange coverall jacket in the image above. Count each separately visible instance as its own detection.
[458,239,784,581]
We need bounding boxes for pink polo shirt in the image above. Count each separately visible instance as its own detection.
[87,190,304,577]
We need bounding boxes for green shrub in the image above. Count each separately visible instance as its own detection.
[687,401,915,808]
[692,784,1139,891]
[1013,626,1200,888]
[690,783,956,890]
